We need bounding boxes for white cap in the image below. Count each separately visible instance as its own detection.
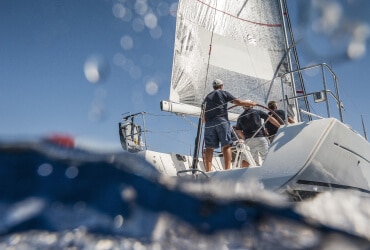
[212,79,223,87]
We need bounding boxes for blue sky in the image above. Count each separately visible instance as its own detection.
[1,0,369,154]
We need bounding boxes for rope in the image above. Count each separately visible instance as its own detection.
[180,115,198,128]
[196,103,284,169]
[143,112,197,150]
[244,115,273,147]
[202,77,275,117]
[256,104,285,125]
[227,103,285,124]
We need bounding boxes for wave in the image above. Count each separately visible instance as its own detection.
[0,139,369,249]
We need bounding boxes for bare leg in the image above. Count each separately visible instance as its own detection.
[242,160,250,168]
[204,148,214,172]
[222,144,232,170]
[269,135,275,143]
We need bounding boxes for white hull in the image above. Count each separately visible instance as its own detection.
[136,118,370,199]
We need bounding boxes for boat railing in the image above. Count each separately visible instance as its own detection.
[299,109,324,120]
[280,63,344,123]
[177,169,209,178]
[119,112,148,152]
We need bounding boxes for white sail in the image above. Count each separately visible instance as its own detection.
[162,0,294,116]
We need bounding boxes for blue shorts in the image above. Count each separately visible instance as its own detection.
[204,119,233,149]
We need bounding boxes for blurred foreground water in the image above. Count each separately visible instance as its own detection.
[0,138,370,249]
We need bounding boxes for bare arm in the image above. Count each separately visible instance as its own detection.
[288,116,295,124]
[235,129,245,140]
[267,116,281,128]
[232,99,256,107]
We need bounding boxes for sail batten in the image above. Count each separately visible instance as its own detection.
[166,0,294,117]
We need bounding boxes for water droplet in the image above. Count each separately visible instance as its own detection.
[146,81,158,95]
[169,3,178,17]
[135,0,148,16]
[121,186,137,202]
[157,2,170,17]
[112,3,126,19]
[234,208,247,222]
[84,55,109,84]
[114,215,124,228]
[132,18,145,33]
[144,13,157,29]
[150,25,162,39]
[120,35,134,50]
[37,163,53,177]
[347,41,366,59]
[65,166,79,179]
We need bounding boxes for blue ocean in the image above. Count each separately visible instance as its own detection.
[1,139,370,249]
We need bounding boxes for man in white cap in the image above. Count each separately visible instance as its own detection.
[203,79,256,172]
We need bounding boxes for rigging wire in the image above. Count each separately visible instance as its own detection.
[145,112,178,117]
[143,112,198,150]
[144,124,197,153]
[200,0,218,100]
[147,129,194,134]
[201,78,276,117]
[180,115,198,128]
[201,77,284,120]
[281,0,310,120]
[146,111,198,128]
[146,131,195,153]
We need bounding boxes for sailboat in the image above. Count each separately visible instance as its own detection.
[119,0,370,200]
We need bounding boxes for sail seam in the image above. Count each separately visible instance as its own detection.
[195,0,282,27]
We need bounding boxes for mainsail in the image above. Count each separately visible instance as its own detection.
[161,0,295,119]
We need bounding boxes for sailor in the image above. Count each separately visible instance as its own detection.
[203,79,256,172]
[265,100,295,142]
[235,106,280,166]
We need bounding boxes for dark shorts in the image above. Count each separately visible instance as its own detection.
[204,119,233,149]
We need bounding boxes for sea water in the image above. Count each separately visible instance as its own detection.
[0,139,369,250]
